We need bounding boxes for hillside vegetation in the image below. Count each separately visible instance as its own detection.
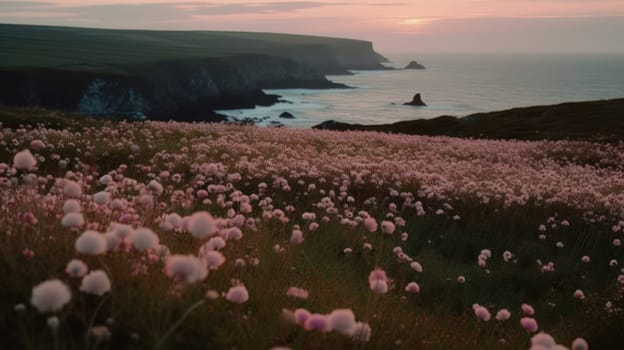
[1,114,623,349]
[0,23,387,74]
[314,99,624,142]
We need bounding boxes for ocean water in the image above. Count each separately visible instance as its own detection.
[217,54,624,127]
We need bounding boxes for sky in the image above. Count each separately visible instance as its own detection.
[1,0,623,53]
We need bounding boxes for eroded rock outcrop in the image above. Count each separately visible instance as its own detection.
[404,93,427,106]
[0,55,340,121]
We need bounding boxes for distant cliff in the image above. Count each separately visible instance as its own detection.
[0,24,388,74]
[0,55,344,121]
[0,24,388,121]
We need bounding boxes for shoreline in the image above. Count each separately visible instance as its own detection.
[2,98,624,142]
[312,98,624,142]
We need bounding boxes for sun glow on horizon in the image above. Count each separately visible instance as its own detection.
[399,18,437,26]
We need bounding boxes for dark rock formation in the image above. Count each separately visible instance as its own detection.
[0,55,342,121]
[279,112,295,119]
[405,61,426,70]
[268,120,285,128]
[404,93,427,107]
[312,98,624,142]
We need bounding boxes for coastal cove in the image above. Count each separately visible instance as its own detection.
[218,53,624,127]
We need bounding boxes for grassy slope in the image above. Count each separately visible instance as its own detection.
[0,23,381,73]
[314,99,624,142]
[1,118,623,349]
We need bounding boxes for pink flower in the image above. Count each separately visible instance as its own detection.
[474,305,491,321]
[187,211,218,239]
[294,308,311,326]
[495,309,511,321]
[520,317,538,333]
[405,282,420,294]
[30,140,46,150]
[327,309,356,335]
[290,229,304,245]
[363,217,378,232]
[286,287,309,300]
[380,220,395,234]
[165,255,207,284]
[521,303,535,316]
[304,314,330,332]
[225,285,249,304]
[13,149,37,170]
[571,338,589,350]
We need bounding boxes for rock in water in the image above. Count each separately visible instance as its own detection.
[279,112,296,119]
[404,93,427,106]
[405,61,426,69]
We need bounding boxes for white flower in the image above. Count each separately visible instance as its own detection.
[75,230,107,255]
[31,279,71,312]
[130,228,159,250]
[80,270,111,296]
[111,223,133,239]
[62,213,85,228]
[93,191,111,205]
[187,212,218,239]
[327,309,356,335]
[63,180,82,198]
[63,199,82,213]
[65,259,88,277]
[165,255,208,284]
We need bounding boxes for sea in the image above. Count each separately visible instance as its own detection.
[217,53,624,127]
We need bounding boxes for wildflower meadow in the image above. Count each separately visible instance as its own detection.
[1,118,623,349]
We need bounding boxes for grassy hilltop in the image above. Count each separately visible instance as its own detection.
[0,23,387,74]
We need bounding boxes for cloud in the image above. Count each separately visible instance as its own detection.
[0,1,352,26]
[0,1,347,16]
[0,1,56,13]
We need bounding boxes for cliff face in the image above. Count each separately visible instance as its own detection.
[325,40,390,70]
[0,24,389,120]
[0,24,389,74]
[0,55,339,121]
[227,55,348,88]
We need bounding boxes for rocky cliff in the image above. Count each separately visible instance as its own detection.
[0,24,388,120]
[0,55,341,121]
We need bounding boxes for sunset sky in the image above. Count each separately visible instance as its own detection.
[1,0,623,53]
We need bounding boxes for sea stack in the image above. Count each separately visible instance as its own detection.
[405,61,426,69]
[279,112,296,119]
[404,93,427,106]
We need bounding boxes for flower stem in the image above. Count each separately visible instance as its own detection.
[154,299,206,349]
